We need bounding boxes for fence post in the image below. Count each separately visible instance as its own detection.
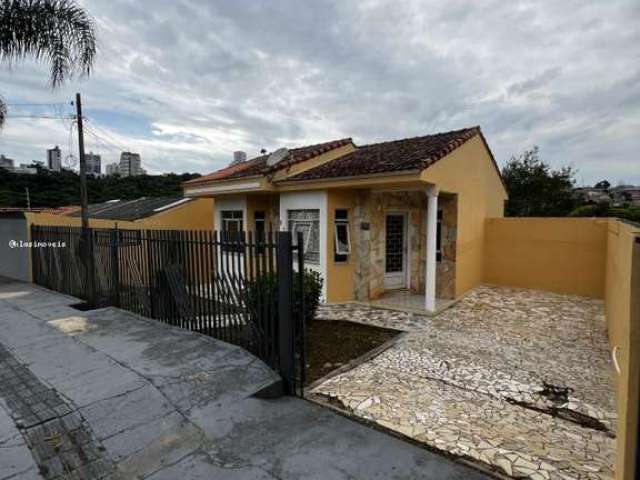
[30,225,37,285]
[277,231,294,394]
[110,227,120,308]
[80,227,97,307]
[296,231,306,392]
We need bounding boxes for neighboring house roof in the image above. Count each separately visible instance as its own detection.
[183,138,353,186]
[0,206,78,216]
[43,206,80,215]
[182,156,267,187]
[283,127,482,182]
[67,197,191,221]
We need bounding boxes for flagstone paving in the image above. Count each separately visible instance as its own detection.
[312,285,617,479]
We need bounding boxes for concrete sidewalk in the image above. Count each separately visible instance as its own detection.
[0,278,488,480]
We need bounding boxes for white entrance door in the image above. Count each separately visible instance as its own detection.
[384,213,407,289]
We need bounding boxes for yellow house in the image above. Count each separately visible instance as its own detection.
[183,126,507,310]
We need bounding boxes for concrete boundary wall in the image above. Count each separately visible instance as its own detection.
[604,219,640,480]
[484,218,608,298]
[0,214,30,281]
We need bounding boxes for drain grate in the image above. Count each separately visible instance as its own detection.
[0,343,118,479]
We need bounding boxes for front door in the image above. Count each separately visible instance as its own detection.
[384,213,407,289]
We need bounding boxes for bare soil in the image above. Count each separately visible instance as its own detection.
[305,319,400,386]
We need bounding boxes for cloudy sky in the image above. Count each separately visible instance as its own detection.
[1,0,638,184]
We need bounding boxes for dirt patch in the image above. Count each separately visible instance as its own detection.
[305,320,400,386]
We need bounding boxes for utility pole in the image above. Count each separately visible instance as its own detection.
[25,187,30,210]
[75,93,89,230]
[75,93,95,305]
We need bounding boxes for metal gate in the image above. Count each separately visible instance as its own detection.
[31,225,306,396]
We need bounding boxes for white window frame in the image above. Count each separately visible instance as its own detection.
[287,209,320,264]
[290,221,313,252]
[221,210,243,234]
[334,219,351,256]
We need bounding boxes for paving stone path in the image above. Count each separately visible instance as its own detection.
[313,285,617,480]
[0,343,116,480]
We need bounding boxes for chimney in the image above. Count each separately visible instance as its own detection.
[232,151,247,165]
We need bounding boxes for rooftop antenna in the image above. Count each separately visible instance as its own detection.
[266,147,289,167]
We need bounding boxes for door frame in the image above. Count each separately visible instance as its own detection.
[383,211,411,290]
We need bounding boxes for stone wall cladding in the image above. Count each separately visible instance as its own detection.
[353,191,372,301]
[353,190,457,301]
[437,194,457,299]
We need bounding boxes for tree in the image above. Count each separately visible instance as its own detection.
[502,146,578,217]
[0,0,96,127]
[0,168,202,208]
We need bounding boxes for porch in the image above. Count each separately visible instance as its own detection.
[370,290,456,315]
[351,187,458,312]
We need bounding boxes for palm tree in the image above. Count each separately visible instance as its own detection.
[0,0,96,127]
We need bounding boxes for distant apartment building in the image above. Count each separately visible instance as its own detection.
[0,154,15,170]
[47,146,62,171]
[0,156,39,174]
[85,151,101,176]
[119,151,145,177]
[106,162,120,175]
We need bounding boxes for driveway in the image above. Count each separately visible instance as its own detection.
[312,286,617,480]
[0,277,487,480]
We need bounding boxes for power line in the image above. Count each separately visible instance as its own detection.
[6,102,71,107]
[6,114,75,119]
[84,118,130,151]
[83,121,129,152]
[84,125,122,151]
[84,129,122,153]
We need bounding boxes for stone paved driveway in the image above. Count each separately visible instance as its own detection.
[312,286,617,480]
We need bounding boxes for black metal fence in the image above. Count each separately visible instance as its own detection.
[30,225,306,396]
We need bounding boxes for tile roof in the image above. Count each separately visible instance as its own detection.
[184,138,353,185]
[183,156,267,187]
[0,206,79,217]
[68,197,191,221]
[283,127,482,182]
[263,138,353,174]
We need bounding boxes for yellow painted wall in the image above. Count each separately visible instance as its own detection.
[139,198,214,230]
[326,190,358,302]
[26,198,214,231]
[246,194,279,233]
[604,219,640,480]
[484,218,609,297]
[421,135,507,296]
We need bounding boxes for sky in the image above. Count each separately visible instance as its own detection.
[0,0,638,185]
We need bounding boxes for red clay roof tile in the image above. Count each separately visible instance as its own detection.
[283,127,481,182]
[183,138,353,186]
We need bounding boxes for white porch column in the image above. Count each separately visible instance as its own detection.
[425,186,438,312]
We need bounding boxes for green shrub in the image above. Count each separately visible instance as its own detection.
[294,269,323,323]
[568,204,607,217]
[569,204,640,223]
[609,208,640,223]
[245,268,323,324]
